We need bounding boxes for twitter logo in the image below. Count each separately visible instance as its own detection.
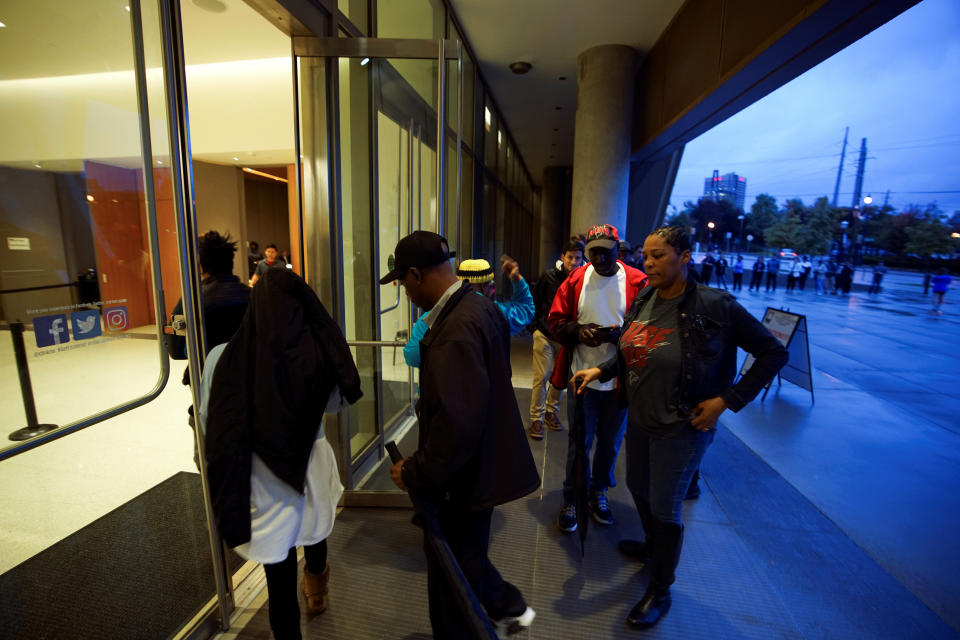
[71,310,102,341]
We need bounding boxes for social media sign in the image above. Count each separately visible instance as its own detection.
[71,310,102,340]
[103,306,130,332]
[33,314,70,348]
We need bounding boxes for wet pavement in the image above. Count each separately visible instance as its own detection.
[700,265,960,632]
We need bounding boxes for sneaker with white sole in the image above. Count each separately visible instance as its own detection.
[493,606,536,638]
[590,490,614,525]
[557,504,577,532]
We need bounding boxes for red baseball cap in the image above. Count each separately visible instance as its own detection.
[584,224,620,251]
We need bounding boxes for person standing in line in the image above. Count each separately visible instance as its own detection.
[732,254,744,291]
[714,252,728,290]
[548,224,648,531]
[699,252,715,286]
[572,226,787,629]
[251,243,286,286]
[798,255,813,291]
[868,261,888,294]
[932,268,952,314]
[619,239,638,268]
[247,240,263,279]
[838,262,854,295]
[383,231,540,638]
[826,258,839,294]
[923,269,933,295]
[748,255,765,292]
[765,254,780,292]
[813,259,826,294]
[786,257,800,293]
[202,269,363,640]
[528,237,585,439]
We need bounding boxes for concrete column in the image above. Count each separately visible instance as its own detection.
[538,165,570,273]
[570,45,638,236]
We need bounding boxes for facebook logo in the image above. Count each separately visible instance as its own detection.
[33,314,70,348]
[71,310,102,341]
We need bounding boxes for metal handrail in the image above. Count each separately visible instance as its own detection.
[347,339,407,348]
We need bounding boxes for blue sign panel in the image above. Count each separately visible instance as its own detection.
[33,314,69,348]
[71,310,102,340]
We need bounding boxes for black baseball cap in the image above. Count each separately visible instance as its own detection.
[379,231,456,284]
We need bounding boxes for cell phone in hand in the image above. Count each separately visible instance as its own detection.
[386,441,403,464]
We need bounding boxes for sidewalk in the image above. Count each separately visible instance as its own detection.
[691,272,960,631]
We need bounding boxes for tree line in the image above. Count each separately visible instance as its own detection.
[666,194,959,267]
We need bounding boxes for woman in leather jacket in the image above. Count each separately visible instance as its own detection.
[573,226,787,629]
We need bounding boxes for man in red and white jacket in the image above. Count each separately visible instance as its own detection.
[548,223,647,532]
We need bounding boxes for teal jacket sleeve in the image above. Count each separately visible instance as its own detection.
[495,277,535,336]
[403,312,430,368]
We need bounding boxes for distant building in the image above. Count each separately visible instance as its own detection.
[703,170,747,211]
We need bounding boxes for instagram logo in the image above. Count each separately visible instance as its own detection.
[104,306,130,331]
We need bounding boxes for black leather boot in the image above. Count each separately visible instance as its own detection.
[626,521,683,629]
[627,582,671,628]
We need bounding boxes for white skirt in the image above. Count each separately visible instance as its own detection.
[234,433,344,565]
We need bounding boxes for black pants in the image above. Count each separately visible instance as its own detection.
[766,272,778,291]
[427,506,525,638]
[732,272,743,290]
[262,541,328,640]
[749,271,763,291]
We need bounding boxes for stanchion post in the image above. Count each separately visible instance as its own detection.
[8,322,58,441]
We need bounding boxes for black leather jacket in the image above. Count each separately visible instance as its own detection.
[531,265,568,336]
[599,281,788,415]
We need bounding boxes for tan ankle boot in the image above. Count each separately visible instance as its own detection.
[301,562,329,615]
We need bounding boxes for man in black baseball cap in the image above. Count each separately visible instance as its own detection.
[384,230,539,637]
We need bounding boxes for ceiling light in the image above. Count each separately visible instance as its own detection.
[233,156,240,161]
[558,76,567,81]
[509,61,531,75]
[554,106,562,111]
[360,57,370,66]
[0,21,7,27]
[86,195,95,202]
[34,162,41,168]
[124,6,130,11]
[157,160,163,165]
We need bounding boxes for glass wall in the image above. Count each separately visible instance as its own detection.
[0,1,236,637]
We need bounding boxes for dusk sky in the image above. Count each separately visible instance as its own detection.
[668,0,960,217]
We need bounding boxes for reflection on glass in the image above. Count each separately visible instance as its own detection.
[338,57,378,459]
[0,1,237,636]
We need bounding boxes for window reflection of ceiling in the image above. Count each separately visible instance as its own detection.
[0,0,294,169]
[0,0,289,81]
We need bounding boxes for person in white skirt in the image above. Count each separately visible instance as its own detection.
[201,269,363,640]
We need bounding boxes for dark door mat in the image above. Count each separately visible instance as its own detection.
[0,471,239,640]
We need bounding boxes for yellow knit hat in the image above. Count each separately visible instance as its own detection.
[457,259,495,284]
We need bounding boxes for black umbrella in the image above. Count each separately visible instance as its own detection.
[387,442,498,640]
[571,382,590,556]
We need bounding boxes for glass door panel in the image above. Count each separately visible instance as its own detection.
[294,37,459,491]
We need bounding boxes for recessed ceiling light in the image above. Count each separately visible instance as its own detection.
[233,156,240,161]
[34,162,41,168]
[509,61,532,75]
[124,6,130,12]
[360,57,370,66]
[0,21,7,27]
[558,76,567,81]
[157,160,163,165]
[86,195,95,202]
[554,106,562,111]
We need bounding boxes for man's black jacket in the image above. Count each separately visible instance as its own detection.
[531,265,568,337]
[402,282,540,509]
[204,270,362,547]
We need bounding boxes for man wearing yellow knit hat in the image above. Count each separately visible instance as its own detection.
[403,255,534,368]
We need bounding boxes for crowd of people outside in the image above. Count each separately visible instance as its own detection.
[174,220,950,639]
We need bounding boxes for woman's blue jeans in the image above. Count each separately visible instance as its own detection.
[626,423,715,525]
